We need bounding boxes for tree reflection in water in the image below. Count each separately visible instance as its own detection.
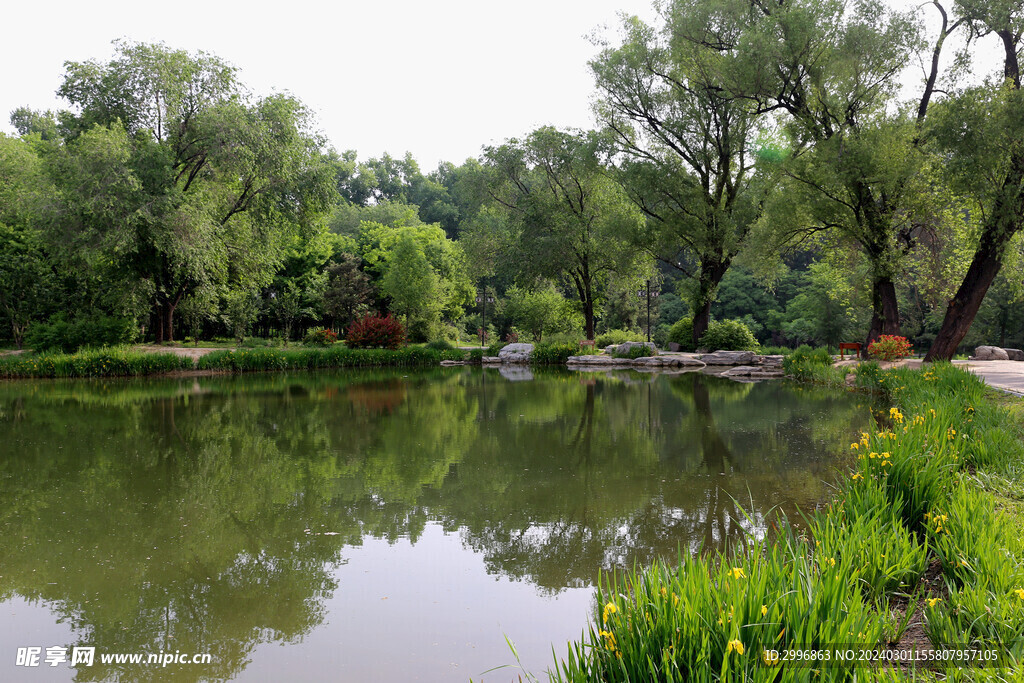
[0,368,867,680]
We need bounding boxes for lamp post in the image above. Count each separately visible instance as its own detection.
[636,280,660,342]
[476,286,494,347]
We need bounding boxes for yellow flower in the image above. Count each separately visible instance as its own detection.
[889,407,904,423]
[927,597,941,607]
[726,639,745,655]
[729,567,746,580]
[851,442,859,450]
[602,602,617,624]
[599,629,617,651]
[761,605,768,617]
[660,586,668,598]
[673,593,679,606]
[851,473,863,481]
[1015,589,1024,601]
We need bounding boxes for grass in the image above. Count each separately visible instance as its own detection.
[0,346,193,379]
[549,362,1024,681]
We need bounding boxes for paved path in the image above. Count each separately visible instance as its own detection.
[953,360,1024,396]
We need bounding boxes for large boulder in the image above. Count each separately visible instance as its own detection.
[972,345,1009,361]
[612,341,658,356]
[1004,348,1024,361]
[699,350,758,365]
[498,343,534,363]
[721,365,785,379]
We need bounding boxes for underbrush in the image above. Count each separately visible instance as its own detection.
[196,346,464,371]
[551,362,1024,680]
[0,347,193,378]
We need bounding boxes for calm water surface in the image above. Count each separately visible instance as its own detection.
[0,367,869,682]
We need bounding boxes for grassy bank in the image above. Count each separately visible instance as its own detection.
[0,347,193,379]
[0,345,473,379]
[195,345,467,371]
[552,362,1024,681]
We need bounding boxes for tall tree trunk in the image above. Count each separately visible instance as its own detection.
[692,257,730,348]
[864,275,901,356]
[924,228,1013,361]
[583,277,595,341]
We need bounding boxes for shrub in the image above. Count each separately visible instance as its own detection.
[26,313,138,353]
[611,345,656,359]
[666,317,695,351]
[345,314,405,350]
[531,342,580,365]
[697,319,759,351]
[303,328,338,346]
[867,334,913,361]
[425,339,454,351]
[782,345,833,374]
[594,328,646,348]
[486,341,507,357]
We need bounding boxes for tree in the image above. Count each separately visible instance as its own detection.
[52,40,337,342]
[323,254,373,331]
[504,284,581,342]
[925,0,1024,360]
[590,11,767,346]
[482,127,647,339]
[379,234,441,332]
[0,134,54,348]
[708,0,959,351]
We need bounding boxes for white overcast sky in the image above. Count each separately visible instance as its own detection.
[0,0,658,171]
[0,0,1003,171]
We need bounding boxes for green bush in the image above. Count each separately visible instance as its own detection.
[782,345,833,374]
[26,313,138,353]
[485,341,507,357]
[594,328,646,348]
[611,345,656,359]
[666,317,695,351]
[531,342,580,365]
[0,346,192,378]
[425,339,454,351]
[697,319,759,351]
[302,328,338,346]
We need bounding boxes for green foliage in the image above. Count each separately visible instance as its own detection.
[594,328,646,348]
[697,319,758,352]
[503,284,580,343]
[485,341,507,357]
[302,328,338,346]
[196,346,443,372]
[530,342,581,365]
[611,345,656,359]
[345,314,405,350]
[666,317,695,351]
[0,347,191,378]
[782,345,833,375]
[25,313,137,353]
[425,339,454,351]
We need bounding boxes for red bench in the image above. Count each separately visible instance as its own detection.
[839,342,862,360]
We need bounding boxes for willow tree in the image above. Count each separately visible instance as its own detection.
[696,0,961,349]
[482,127,647,340]
[925,0,1024,360]
[591,13,766,345]
[52,41,336,342]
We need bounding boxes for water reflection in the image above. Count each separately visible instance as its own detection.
[0,368,868,681]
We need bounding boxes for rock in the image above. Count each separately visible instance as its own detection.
[972,345,1009,361]
[611,341,658,356]
[667,342,681,352]
[759,355,784,367]
[439,360,466,366]
[567,355,634,366]
[499,366,534,381]
[721,365,784,379]
[604,345,617,354]
[699,350,758,365]
[481,356,502,365]
[498,343,534,363]
[1004,348,1024,361]
[631,355,706,368]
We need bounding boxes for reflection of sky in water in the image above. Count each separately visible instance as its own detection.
[0,368,869,681]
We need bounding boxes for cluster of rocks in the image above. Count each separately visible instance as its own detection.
[971,346,1024,361]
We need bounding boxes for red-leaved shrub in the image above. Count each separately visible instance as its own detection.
[345,314,406,350]
[867,334,913,361]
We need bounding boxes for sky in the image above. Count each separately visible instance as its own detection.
[0,0,658,171]
[0,0,1004,173]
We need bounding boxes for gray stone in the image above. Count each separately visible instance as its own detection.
[759,355,784,367]
[1004,348,1024,361]
[699,350,758,365]
[481,356,502,365]
[612,341,658,356]
[667,342,681,352]
[721,365,785,379]
[972,345,1009,361]
[567,355,633,366]
[632,355,706,368]
[499,366,534,381]
[439,360,466,366]
[498,343,534,363]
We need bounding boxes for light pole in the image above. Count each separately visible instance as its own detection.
[476,285,494,347]
[636,280,661,342]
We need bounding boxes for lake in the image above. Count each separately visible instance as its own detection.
[0,367,869,681]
